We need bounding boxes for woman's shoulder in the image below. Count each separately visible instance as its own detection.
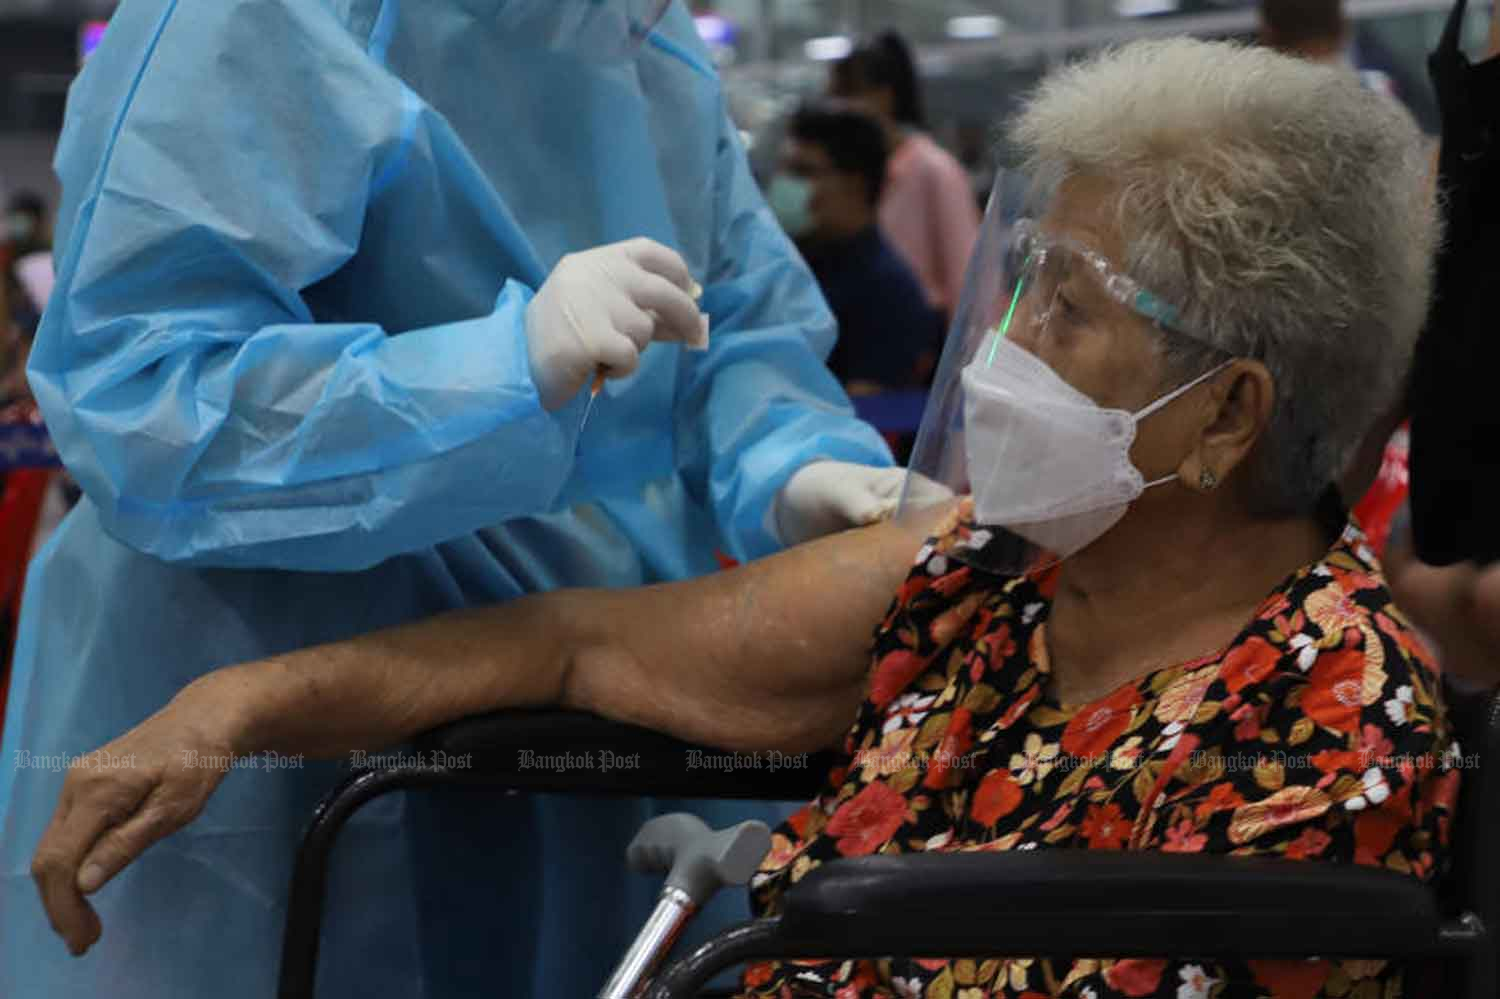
[891,501,1046,621]
[1228,520,1443,725]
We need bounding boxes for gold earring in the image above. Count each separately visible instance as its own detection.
[1199,468,1219,491]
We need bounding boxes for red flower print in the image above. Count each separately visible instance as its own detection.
[1061,686,1142,759]
[971,770,1024,827]
[987,622,1018,661]
[743,962,775,987]
[896,573,932,605]
[1283,827,1332,860]
[1161,819,1208,853]
[825,782,912,857]
[1195,782,1245,821]
[931,566,973,597]
[1354,808,1401,866]
[1228,787,1331,845]
[968,650,988,685]
[1221,637,1279,694]
[1309,749,1363,775]
[869,650,931,710]
[1104,958,1167,996]
[1230,703,1262,742]
[1259,592,1292,622]
[1302,649,1367,734]
[999,686,1040,728]
[1357,724,1395,768]
[785,805,813,840]
[930,594,985,647]
[1247,959,1333,999]
[1079,802,1130,850]
[923,708,975,790]
[1039,801,1073,832]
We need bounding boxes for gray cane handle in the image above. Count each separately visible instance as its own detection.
[626,814,772,905]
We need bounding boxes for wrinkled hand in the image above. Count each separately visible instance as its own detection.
[525,237,708,410]
[1385,511,1500,691]
[774,462,953,546]
[31,691,240,956]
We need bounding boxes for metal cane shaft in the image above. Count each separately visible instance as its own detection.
[598,887,697,999]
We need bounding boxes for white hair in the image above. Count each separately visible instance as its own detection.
[1011,37,1438,515]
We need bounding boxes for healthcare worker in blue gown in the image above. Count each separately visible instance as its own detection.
[0,2,906,996]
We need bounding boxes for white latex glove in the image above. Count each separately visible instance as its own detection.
[774,462,917,546]
[525,237,709,410]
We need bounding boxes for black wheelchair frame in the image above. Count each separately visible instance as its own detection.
[276,688,1499,999]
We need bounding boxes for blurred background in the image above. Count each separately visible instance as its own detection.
[0,0,1495,208]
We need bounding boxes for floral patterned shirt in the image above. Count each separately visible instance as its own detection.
[741,514,1458,999]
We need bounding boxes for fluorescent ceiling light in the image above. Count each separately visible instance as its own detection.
[946,15,1004,40]
[1115,0,1180,15]
[804,35,853,61]
[695,15,734,46]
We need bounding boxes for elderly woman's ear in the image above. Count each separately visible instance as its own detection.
[1185,360,1275,494]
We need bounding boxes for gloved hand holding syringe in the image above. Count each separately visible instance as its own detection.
[525,238,709,429]
[579,276,704,436]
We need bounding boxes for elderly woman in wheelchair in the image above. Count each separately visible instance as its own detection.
[32,37,1458,999]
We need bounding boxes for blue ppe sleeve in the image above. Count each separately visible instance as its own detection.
[679,110,895,561]
[29,1,575,572]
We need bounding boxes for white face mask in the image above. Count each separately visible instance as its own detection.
[6,212,36,243]
[961,335,1230,559]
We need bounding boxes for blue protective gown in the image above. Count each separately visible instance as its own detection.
[0,2,892,996]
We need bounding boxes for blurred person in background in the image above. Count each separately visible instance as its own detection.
[0,192,51,404]
[769,104,938,395]
[830,32,980,325]
[1259,0,1399,96]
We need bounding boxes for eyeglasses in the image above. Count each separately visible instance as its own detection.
[1000,218,1196,342]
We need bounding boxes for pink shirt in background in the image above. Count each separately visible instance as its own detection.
[14,252,55,314]
[877,132,981,317]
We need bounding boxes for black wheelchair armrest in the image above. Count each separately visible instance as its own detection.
[414,709,835,802]
[777,851,1457,961]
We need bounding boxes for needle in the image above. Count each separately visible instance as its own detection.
[578,369,606,439]
[576,281,703,445]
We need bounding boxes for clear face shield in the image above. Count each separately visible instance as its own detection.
[898,172,1229,576]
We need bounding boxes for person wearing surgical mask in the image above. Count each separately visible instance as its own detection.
[2,192,47,253]
[31,37,1459,999]
[0,2,908,998]
[767,104,938,395]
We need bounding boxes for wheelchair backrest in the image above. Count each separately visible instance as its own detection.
[1444,685,1500,935]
